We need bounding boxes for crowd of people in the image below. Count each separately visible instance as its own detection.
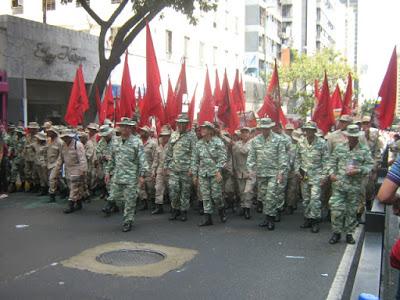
[0,113,390,242]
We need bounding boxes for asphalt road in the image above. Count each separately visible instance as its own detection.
[0,193,347,300]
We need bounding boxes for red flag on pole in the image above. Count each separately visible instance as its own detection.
[312,72,334,133]
[198,69,215,125]
[164,77,176,126]
[257,61,282,125]
[65,64,89,127]
[99,80,114,125]
[331,84,343,110]
[232,69,246,113]
[375,47,398,129]
[174,60,188,118]
[132,85,137,112]
[188,84,197,129]
[214,70,222,106]
[115,97,121,123]
[140,22,165,126]
[341,73,353,115]
[120,51,134,118]
[218,70,239,134]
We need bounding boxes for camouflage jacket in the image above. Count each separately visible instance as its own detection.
[247,133,288,177]
[165,131,197,173]
[56,140,87,177]
[106,134,148,185]
[232,139,251,179]
[96,137,113,170]
[23,135,36,162]
[326,142,373,187]
[85,136,97,165]
[295,136,328,184]
[191,136,227,178]
[47,137,63,169]
[33,142,48,168]
[142,138,157,176]
[363,128,382,165]
[152,143,170,175]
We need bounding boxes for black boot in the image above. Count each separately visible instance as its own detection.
[139,200,148,211]
[180,210,188,222]
[48,193,56,203]
[102,201,116,217]
[310,219,320,233]
[286,206,294,215]
[329,233,341,244]
[63,201,75,214]
[169,209,179,221]
[151,204,164,215]
[7,183,16,193]
[37,187,47,196]
[300,218,312,229]
[266,216,275,231]
[274,212,281,223]
[122,221,132,232]
[346,234,355,244]
[244,208,251,220]
[75,199,82,211]
[218,208,227,223]
[198,201,204,215]
[199,213,213,227]
[256,201,263,213]
[259,214,269,227]
[238,208,245,216]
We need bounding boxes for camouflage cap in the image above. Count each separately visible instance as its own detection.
[103,119,113,126]
[285,123,295,130]
[343,124,362,137]
[27,122,40,129]
[98,125,113,137]
[35,131,47,141]
[200,121,215,129]
[87,123,99,131]
[302,121,317,130]
[339,114,353,123]
[60,129,76,138]
[240,127,251,132]
[15,126,25,134]
[292,129,303,141]
[139,125,151,133]
[361,116,371,123]
[43,121,52,129]
[46,126,59,135]
[176,113,190,123]
[257,118,275,129]
[159,127,172,136]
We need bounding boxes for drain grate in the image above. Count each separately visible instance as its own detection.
[96,249,165,266]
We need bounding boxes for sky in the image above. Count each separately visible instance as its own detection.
[358,0,400,100]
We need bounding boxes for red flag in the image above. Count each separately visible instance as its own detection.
[232,69,246,113]
[341,73,353,115]
[95,86,101,118]
[65,65,89,127]
[132,85,137,112]
[120,51,134,118]
[314,79,320,100]
[257,62,282,124]
[214,70,222,106]
[174,60,188,118]
[198,69,215,125]
[331,84,343,110]
[375,47,398,129]
[188,84,197,129]
[312,72,334,133]
[140,23,165,126]
[99,81,114,125]
[218,70,239,134]
[164,77,176,126]
[115,97,121,123]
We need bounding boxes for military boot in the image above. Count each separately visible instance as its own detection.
[259,215,269,227]
[7,183,16,193]
[48,193,56,203]
[346,234,355,244]
[274,212,281,223]
[24,181,31,193]
[169,209,179,221]
[198,213,213,227]
[63,201,75,214]
[102,201,116,217]
[37,187,47,196]
[122,221,132,232]
[266,216,275,231]
[75,199,83,211]
[139,200,148,211]
[180,210,188,222]
[198,201,204,215]
[300,218,312,229]
[286,205,294,215]
[218,208,227,223]
[244,208,251,220]
[256,201,263,213]
[151,204,164,215]
[329,233,341,244]
[310,219,320,233]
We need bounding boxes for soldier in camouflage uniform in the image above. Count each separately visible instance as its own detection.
[8,127,25,192]
[138,126,157,211]
[33,132,48,196]
[232,127,252,219]
[96,125,114,199]
[285,125,301,215]
[165,114,197,222]
[191,122,227,226]
[326,125,373,244]
[86,123,99,197]
[151,127,171,215]
[102,118,147,232]
[247,118,288,231]
[295,121,328,233]
[46,127,63,202]
[219,130,236,213]
[24,122,40,192]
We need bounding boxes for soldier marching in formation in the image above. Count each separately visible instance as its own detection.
[0,111,388,242]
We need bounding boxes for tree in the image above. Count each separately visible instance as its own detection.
[276,48,356,118]
[61,0,217,121]
[361,98,378,116]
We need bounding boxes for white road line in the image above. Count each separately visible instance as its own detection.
[326,226,363,300]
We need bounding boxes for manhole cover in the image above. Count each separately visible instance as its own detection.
[96,249,165,266]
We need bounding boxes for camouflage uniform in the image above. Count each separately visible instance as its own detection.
[285,135,300,210]
[219,133,236,209]
[9,131,25,186]
[96,134,113,193]
[33,136,48,190]
[85,134,98,193]
[165,129,197,212]
[139,137,157,206]
[247,120,288,221]
[191,135,227,215]
[275,132,291,212]
[152,142,170,205]
[232,138,252,208]
[24,134,39,188]
[295,133,328,221]
[106,133,148,225]
[47,136,63,195]
[326,128,373,237]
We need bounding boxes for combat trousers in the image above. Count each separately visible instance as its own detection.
[301,181,322,219]
[237,178,252,208]
[37,165,48,188]
[10,157,24,183]
[139,174,155,202]
[277,173,288,211]
[257,176,279,217]
[155,172,168,205]
[108,182,138,224]
[286,172,299,208]
[48,167,59,194]
[87,162,97,191]
[329,183,359,235]
[357,176,368,215]
[169,171,191,211]
[199,175,224,214]
[25,160,39,185]
[66,175,82,202]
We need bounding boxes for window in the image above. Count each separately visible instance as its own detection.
[111,0,122,3]
[165,30,172,59]
[76,0,90,7]
[11,0,23,14]
[213,46,218,65]
[184,36,190,59]
[199,42,205,66]
[44,0,56,11]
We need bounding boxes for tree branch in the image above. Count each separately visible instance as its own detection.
[106,0,129,27]
[76,0,105,26]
